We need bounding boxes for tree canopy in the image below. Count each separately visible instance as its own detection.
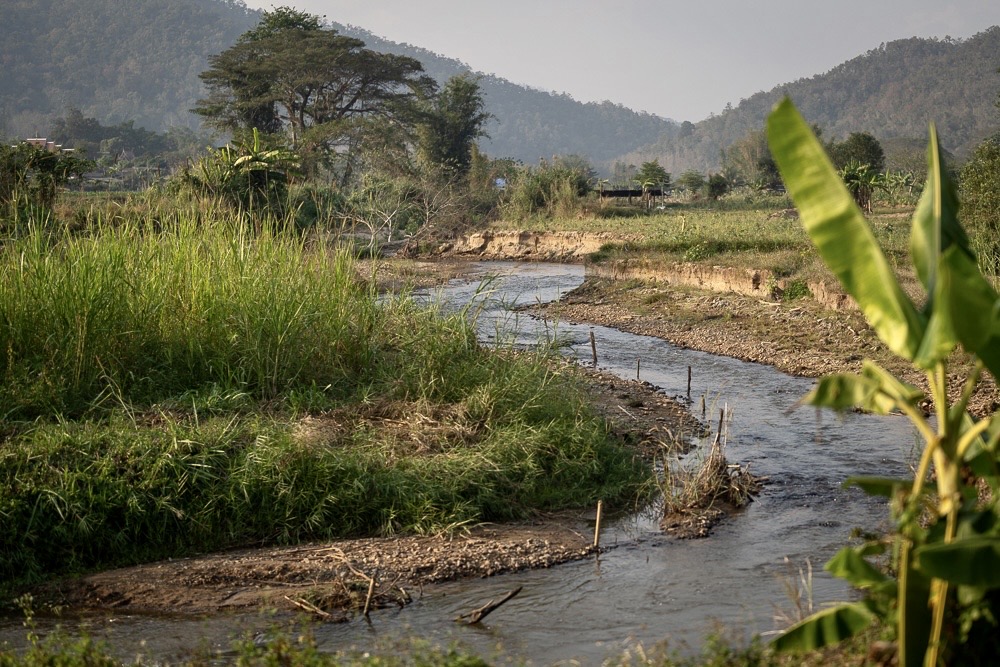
[828,132,886,172]
[635,160,670,187]
[416,75,491,179]
[194,7,435,172]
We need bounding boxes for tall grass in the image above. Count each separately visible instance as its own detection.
[0,207,651,585]
[0,211,375,418]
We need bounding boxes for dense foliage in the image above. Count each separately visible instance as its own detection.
[960,133,1000,272]
[0,207,649,585]
[0,143,92,213]
[0,0,673,168]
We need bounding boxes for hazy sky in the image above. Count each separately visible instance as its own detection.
[241,1,1000,122]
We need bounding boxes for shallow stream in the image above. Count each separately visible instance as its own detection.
[1,261,915,665]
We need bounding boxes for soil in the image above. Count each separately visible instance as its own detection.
[529,276,1000,418]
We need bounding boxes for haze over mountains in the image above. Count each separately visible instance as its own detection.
[2,0,998,173]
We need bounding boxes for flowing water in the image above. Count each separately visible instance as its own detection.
[1,261,915,665]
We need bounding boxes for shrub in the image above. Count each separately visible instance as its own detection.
[960,133,1000,274]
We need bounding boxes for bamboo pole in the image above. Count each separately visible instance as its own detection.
[593,499,604,549]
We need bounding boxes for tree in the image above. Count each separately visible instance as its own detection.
[828,131,885,172]
[706,173,729,199]
[677,170,706,195]
[0,143,92,212]
[194,8,434,173]
[721,128,781,190]
[839,160,882,213]
[960,133,1000,272]
[415,75,491,179]
[180,128,299,217]
[635,160,670,188]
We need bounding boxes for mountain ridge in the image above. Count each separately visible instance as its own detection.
[1,0,997,172]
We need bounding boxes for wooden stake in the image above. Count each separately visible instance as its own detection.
[593,499,604,549]
[687,366,692,398]
[700,395,706,418]
[454,586,523,624]
[589,329,598,367]
[362,570,378,619]
[636,358,640,380]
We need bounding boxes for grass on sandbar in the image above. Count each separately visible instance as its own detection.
[0,209,649,587]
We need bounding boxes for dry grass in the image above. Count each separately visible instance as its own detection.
[659,419,763,539]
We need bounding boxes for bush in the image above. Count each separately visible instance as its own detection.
[960,133,1000,274]
[501,163,592,219]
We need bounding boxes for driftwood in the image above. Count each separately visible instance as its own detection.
[454,586,523,624]
[284,595,334,621]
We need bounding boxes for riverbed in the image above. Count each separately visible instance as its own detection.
[0,261,913,665]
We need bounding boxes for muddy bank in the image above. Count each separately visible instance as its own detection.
[435,230,634,262]
[586,258,855,311]
[529,277,999,417]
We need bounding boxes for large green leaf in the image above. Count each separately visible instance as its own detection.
[768,99,926,361]
[939,247,1000,379]
[825,546,890,589]
[916,538,1000,587]
[771,603,874,652]
[803,374,885,412]
[802,362,922,414]
[910,124,968,296]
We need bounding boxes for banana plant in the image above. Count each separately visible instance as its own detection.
[766,98,1000,666]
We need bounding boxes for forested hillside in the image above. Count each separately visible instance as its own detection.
[618,28,1000,173]
[338,25,677,164]
[0,0,257,134]
[0,0,674,165]
[3,0,997,173]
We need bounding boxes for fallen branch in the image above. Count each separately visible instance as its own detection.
[454,586,523,624]
[285,595,334,620]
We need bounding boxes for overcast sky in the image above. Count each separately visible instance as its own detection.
[241,0,1000,122]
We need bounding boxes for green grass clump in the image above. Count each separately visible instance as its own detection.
[0,210,649,587]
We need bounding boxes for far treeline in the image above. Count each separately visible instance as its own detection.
[3,5,1000,271]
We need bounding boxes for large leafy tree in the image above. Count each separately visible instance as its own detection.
[635,159,670,188]
[415,74,491,179]
[828,131,886,172]
[194,7,434,171]
[720,127,781,190]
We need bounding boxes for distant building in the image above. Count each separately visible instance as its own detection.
[23,137,74,153]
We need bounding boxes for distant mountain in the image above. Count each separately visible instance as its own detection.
[0,0,674,166]
[617,28,1000,174]
[332,25,677,166]
[5,0,996,175]
[0,0,257,134]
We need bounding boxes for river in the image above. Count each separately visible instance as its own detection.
[1,261,914,665]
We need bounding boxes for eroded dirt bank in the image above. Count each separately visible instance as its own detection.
[435,229,997,415]
[529,277,998,417]
[435,230,635,262]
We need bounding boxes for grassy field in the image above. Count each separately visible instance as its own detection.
[492,192,919,287]
[0,199,651,589]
